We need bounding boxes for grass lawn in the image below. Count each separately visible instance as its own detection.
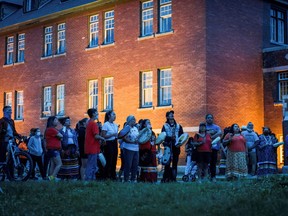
[1,176,288,216]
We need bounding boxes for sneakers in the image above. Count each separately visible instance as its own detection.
[48,176,61,181]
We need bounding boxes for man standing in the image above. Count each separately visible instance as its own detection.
[161,110,183,182]
[84,108,106,181]
[241,122,259,176]
[0,106,21,162]
[205,114,222,182]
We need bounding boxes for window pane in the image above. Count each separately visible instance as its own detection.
[89,80,98,108]
[159,69,172,106]
[104,78,113,110]
[141,72,153,107]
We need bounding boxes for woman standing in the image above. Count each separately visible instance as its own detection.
[223,124,248,180]
[122,115,139,182]
[257,127,278,176]
[101,111,119,180]
[138,119,157,183]
[45,116,63,181]
[58,117,79,180]
[193,122,212,182]
[76,118,89,180]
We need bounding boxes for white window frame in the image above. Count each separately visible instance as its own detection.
[56,84,65,116]
[159,0,172,33]
[44,26,53,56]
[104,10,115,44]
[6,36,14,65]
[17,33,25,62]
[141,1,154,37]
[4,92,12,107]
[89,15,99,47]
[15,91,24,120]
[141,71,153,107]
[103,77,114,110]
[270,8,285,44]
[278,72,288,101]
[159,68,172,106]
[89,80,98,109]
[43,86,52,117]
[57,23,66,54]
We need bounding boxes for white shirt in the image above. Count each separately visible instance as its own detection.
[102,121,118,141]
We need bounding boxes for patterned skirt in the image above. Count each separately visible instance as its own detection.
[225,150,247,179]
[139,150,157,183]
[57,157,80,179]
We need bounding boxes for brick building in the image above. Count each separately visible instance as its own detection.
[0,0,286,166]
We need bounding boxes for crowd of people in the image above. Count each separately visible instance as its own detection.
[0,105,284,183]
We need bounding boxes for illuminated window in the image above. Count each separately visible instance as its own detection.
[141,72,153,107]
[15,91,24,120]
[6,36,14,65]
[57,23,66,54]
[17,33,25,62]
[89,15,99,47]
[56,84,65,116]
[159,0,172,33]
[278,72,288,101]
[44,26,53,56]
[43,86,52,117]
[104,10,114,44]
[270,8,286,44]
[159,68,172,106]
[4,92,12,107]
[89,80,98,108]
[141,1,154,36]
[103,77,113,110]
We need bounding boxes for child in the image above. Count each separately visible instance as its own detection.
[28,128,47,180]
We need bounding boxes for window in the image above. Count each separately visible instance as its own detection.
[159,68,172,106]
[56,84,65,116]
[103,77,113,110]
[57,23,66,54]
[104,10,114,44]
[89,15,99,47]
[4,92,12,107]
[159,0,172,33]
[6,36,14,65]
[43,86,52,117]
[15,91,24,120]
[44,26,53,56]
[141,72,153,107]
[24,0,38,12]
[141,1,154,36]
[89,80,98,108]
[270,8,285,44]
[278,72,288,101]
[17,33,25,62]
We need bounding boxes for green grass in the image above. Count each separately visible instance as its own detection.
[1,176,288,216]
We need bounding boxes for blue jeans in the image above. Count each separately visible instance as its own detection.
[123,148,139,182]
[85,154,98,181]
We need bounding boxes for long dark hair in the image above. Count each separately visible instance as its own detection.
[104,110,114,122]
[46,116,57,128]
[229,124,239,135]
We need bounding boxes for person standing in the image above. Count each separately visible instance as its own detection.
[257,127,278,176]
[0,106,21,163]
[161,110,184,182]
[205,114,222,182]
[101,111,119,180]
[193,122,212,183]
[27,128,46,180]
[122,115,139,182]
[58,117,80,180]
[85,108,105,181]
[223,124,248,180]
[75,118,89,180]
[45,116,63,181]
[241,122,259,176]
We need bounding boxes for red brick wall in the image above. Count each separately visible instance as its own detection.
[206,0,264,133]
